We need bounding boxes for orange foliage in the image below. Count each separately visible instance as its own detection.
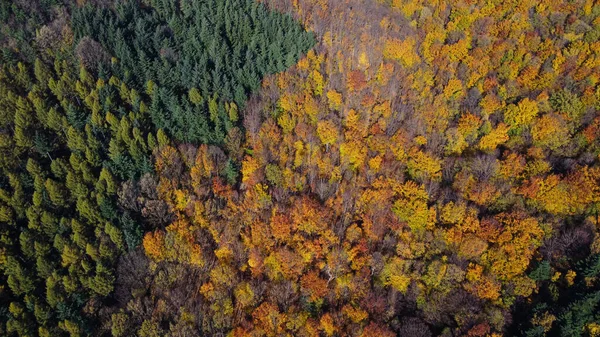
[143,231,165,261]
[347,70,367,92]
[300,270,329,301]
[123,1,600,335]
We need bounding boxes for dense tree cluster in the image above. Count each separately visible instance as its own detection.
[72,0,315,143]
[0,0,69,62]
[0,0,312,336]
[2,0,600,336]
[0,23,159,335]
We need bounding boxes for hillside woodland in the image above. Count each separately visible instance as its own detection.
[1,0,600,336]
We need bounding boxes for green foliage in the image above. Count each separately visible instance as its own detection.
[529,261,552,281]
[72,0,314,144]
[515,253,600,337]
[0,1,314,335]
[118,212,142,251]
[550,90,586,123]
[0,48,155,337]
[558,291,600,337]
[265,164,283,187]
[223,159,240,185]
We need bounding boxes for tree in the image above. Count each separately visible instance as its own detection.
[383,37,420,68]
[478,123,510,151]
[316,120,338,148]
[504,98,539,128]
[531,113,570,150]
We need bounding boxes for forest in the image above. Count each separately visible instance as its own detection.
[0,0,600,336]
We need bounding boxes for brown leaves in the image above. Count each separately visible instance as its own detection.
[347,70,367,92]
[300,270,329,301]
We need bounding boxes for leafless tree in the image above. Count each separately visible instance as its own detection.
[75,36,111,70]
[398,317,433,337]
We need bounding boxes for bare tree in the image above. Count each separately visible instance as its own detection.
[75,36,111,70]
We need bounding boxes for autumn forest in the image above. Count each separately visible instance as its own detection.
[1,0,600,336]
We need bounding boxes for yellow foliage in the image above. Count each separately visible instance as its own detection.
[553,52,566,72]
[465,263,501,300]
[297,56,310,72]
[392,0,423,18]
[519,175,575,215]
[459,235,488,259]
[444,37,472,62]
[390,142,408,162]
[189,245,204,267]
[294,140,305,168]
[340,141,367,170]
[173,189,189,212]
[421,28,445,64]
[483,214,544,283]
[440,202,466,225]
[531,311,557,333]
[457,113,482,140]
[310,69,324,96]
[326,90,343,110]
[383,37,420,68]
[306,49,324,70]
[392,181,431,233]
[320,313,336,336]
[414,135,427,146]
[215,246,233,261]
[368,155,383,172]
[566,270,576,286]
[478,123,510,151]
[445,128,468,155]
[380,17,390,29]
[588,323,600,337]
[512,276,536,297]
[373,101,392,119]
[479,94,503,117]
[278,92,295,112]
[234,282,255,308]
[344,109,361,131]
[241,156,260,185]
[381,257,411,293]
[254,183,272,208]
[532,113,570,150]
[407,150,442,181]
[342,305,369,323]
[61,245,79,267]
[375,62,394,85]
[61,319,81,337]
[466,263,483,283]
[303,95,319,125]
[277,112,296,134]
[316,120,338,146]
[329,166,342,183]
[358,51,370,69]
[443,78,464,100]
[552,272,562,282]
[504,98,539,127]
[422,260,448,289]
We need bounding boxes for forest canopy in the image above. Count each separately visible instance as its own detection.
[1,0,600,336]
[0,0,313,335]
[72,0,315,143]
